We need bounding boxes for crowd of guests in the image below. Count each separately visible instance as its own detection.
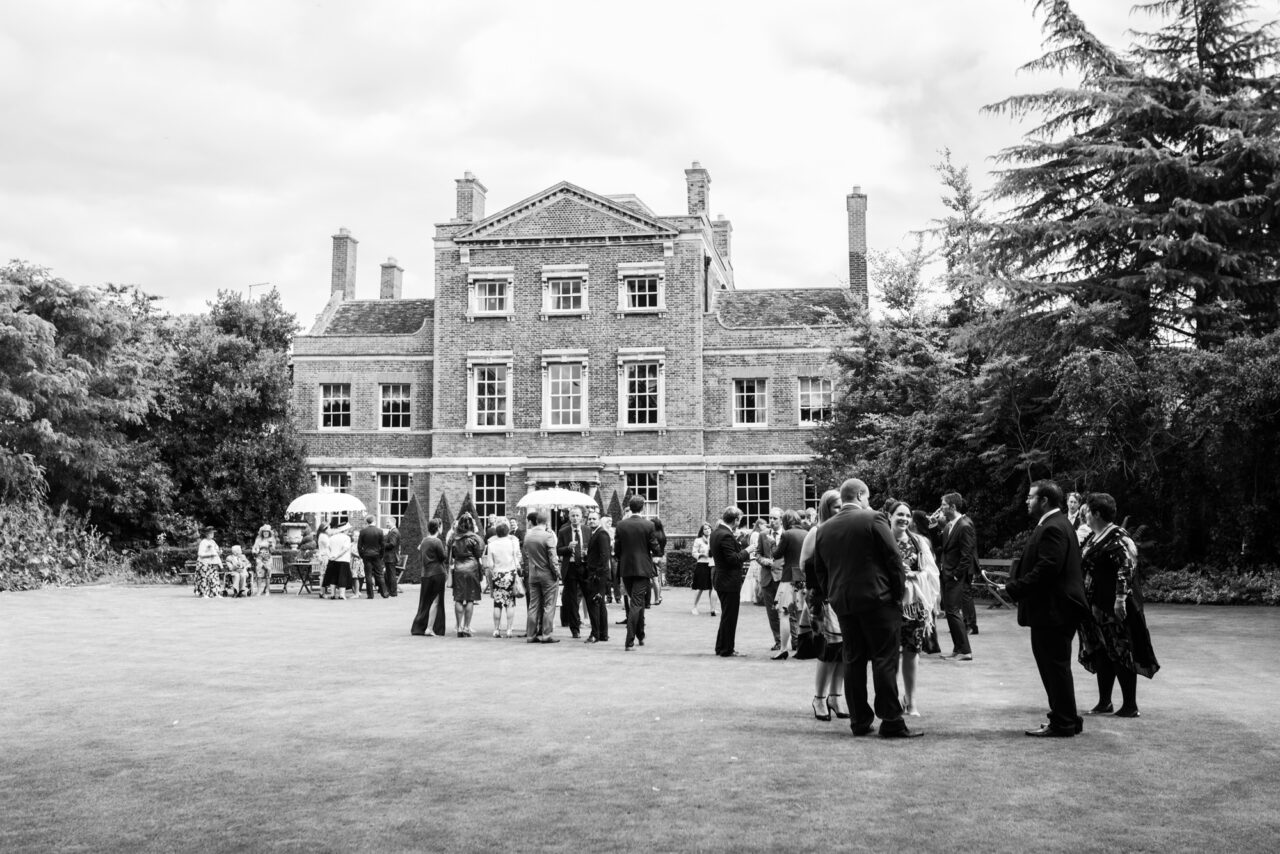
[194,477,1159,740]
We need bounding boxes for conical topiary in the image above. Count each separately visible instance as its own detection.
[433,493,454,535]
[458,491,477,523]
[607,489,623,526]
[399,493,427,583]
[595,486,606,517]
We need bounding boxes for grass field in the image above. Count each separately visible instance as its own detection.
[3,584,1279,853]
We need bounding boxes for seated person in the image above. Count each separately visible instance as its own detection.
[224,545,252,597]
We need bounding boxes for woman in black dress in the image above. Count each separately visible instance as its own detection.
[411,518,449,636]
[1078,493,1159,717]
[690,523,716,616]
[449,512,485,637]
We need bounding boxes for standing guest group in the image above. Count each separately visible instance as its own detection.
[195,476,1159,740]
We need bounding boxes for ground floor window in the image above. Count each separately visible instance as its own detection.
[735,471,771,526]
[378,474,410,525]
[804,475,819,511]
[317,471,351,527]
[625,472,659,518]
[474,473,507,520]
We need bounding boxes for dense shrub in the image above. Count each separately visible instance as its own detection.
[128,545,197,576]
[0,501,130,591]
[664,551,696,588]
[1144,566,1280,606]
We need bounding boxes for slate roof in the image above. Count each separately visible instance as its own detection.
[714,288,859,328]
[322,299,433,335]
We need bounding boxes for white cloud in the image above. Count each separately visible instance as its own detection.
[1,0,1137,317]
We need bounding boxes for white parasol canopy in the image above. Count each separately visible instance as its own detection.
[286,490,367,515]
[516,487,598,509]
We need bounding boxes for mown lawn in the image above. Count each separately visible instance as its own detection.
[3,584,1278,853]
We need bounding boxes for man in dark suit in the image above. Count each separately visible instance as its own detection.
[356,515,388,598]
[582,509,611,643]
[812,478,920,738]
[1005,479,1089,738]
[613,495,659,651]
[710,506,751,658]
[755,510,783,651]
[381,516,401,597]
[557,508,589,639]
[937,492,977,659]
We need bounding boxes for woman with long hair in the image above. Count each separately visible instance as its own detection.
[800,490,846,721]
[884,499,941,716]
[650,517,667,606]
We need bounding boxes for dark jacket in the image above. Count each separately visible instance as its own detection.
[938,515,977,582]
[357,524,384,558]
[773,527,808,584]
[556,522,589,579]
[382,527,401,560]
[584,527,612,585]
[709,523,750,589]
[613,514,659,579]
[812,505,905,615]
[1006,510,1088,628]
[418,535,448,579]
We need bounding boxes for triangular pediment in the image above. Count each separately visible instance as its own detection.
[456,182,679,242]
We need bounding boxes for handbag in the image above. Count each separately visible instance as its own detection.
[512,574,525,598]
[792,599,826,660]
[480,548,494,571]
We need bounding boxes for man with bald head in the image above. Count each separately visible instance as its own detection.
[812,478,920,738]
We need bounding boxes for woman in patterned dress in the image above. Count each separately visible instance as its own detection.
[885,499,941,717]
[194,526,223,598]
[1078,492,1159,717]
[485,521,522,637]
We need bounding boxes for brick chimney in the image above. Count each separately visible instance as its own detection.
[846,186,868,309]
[331,227,358,301]
[685,161,710,217]
[712,214,732,262]
[455,171,487,222]
[380,257,403,299]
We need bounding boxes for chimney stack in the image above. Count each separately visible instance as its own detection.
[846,186,868,309]
[685,161,710,217]
[331,227,358,301]
[380,257,403,300]
[455,171,487,222]
[712,214,732,263]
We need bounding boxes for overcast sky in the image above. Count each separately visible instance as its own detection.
[3,0,1136,323]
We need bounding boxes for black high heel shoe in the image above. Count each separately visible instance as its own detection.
[812,696,831,721]
[827,695,851,720]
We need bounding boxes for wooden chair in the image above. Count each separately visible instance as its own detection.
[394,555,408,586]
[977,558,1014,609]
[268,555,290,592]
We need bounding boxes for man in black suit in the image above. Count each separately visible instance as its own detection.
[613,495,659,651]
[582,509,611,643]
[937,492,977,659]
[710,506,751,658]
[356,515,388,598]
[381,516,401,597]
[557,508,589,639]
[1005,479,1089,738]
[812,478,920,738]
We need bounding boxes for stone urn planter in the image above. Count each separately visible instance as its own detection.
[281,521,310,547]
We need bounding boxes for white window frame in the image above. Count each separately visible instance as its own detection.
[540,264,589,318]
[319,383,352,430]
[379,383,411,431]
[616,347,666,430]
[798,377,833,426]
[467,266,515,321]
[541,350,589,431]
[466,352,514,432]
[316,471,352,527]
[732,378,768,427]
[474,473,507,520]
[625,472,660,519]
[734,470,772,526]
[615,261,666,316]
[804,475,819,511]
[377,473,410,525]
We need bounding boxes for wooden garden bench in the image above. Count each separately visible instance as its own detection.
[977,558,1014,609]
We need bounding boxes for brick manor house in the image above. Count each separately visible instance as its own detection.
[291,163,867,536]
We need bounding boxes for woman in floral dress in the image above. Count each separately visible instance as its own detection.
[885,499,941,717]
[1078,492,1159,717]
[194,526,223,598]
[485,521,522,637]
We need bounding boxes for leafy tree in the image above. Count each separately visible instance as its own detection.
[0,263,174,530]
[985,0,1280,347]
[158,289,308,543]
